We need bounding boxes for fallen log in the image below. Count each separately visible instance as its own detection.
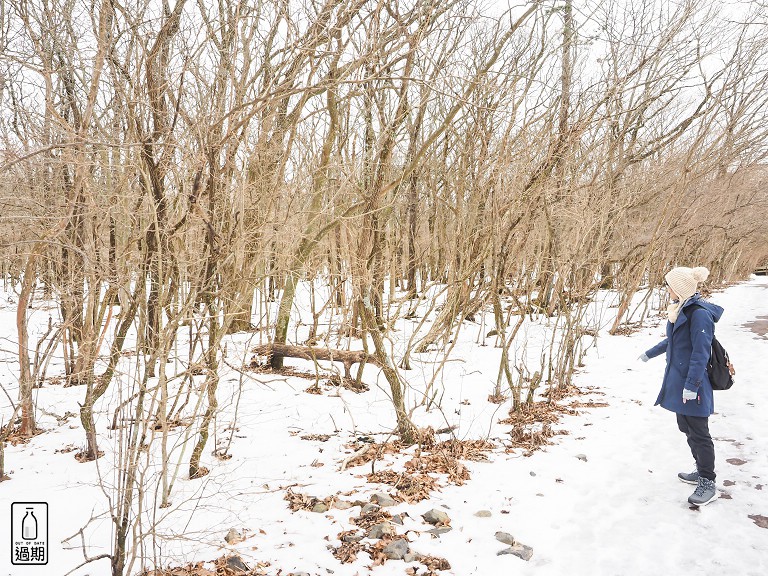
[251,343,382,379]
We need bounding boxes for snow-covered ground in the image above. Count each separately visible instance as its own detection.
[0,277,766,576]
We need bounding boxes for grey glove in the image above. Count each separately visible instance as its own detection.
[638,353,649,362]
[682,388,697,403]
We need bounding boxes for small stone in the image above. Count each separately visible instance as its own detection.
[341,532,364,543]
[312,502,329,513]
[474,510,492,518]
[498,543,534,561]
[486,329,499,337]
[224,528,243,544]
[403,551,420,562]
[371,492,397,507]
[383,538,410,560]
[576,454,588,462]
[495,531,515,545]
[427,527,452,537]
[361,503,380,514]
[225,555,249,572]
[333,499,354,510]
[421,509,450,525]
[367,522,396,539]
[391,514,404,525]
[529,471,536,476]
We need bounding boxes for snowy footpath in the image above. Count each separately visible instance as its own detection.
[450,278,768,576]
[0,278,766,576]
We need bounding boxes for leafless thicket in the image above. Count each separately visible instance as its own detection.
[1,0,767,573]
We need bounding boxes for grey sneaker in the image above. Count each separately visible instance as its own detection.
[688,477,718,506]
[678,469,699,485]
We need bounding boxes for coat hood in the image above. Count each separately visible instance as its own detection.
[683,293,724,323]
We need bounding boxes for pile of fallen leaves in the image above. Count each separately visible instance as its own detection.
[344,437,495,499]
[500,401,569,427]
[499,400,575,454]
[300,433,331,442]
[331,539,366,563]
[283,488,334,512]
[343,440,403,468]
[403,439,494,487]
[331,532,452,574]
[506,423,561,453]
[142,555,270,575]
[1,425,43,446]
[367,470,435,502]
[350,508,393,530]
[434,439,495,461]
[414,555,452,572]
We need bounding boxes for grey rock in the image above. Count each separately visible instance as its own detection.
[391,514,404,525]
[312,502,329,513]
[224,528,242,544]
[383,538,410,560]
[361,502,380,514]
[225,555,249,572]
[576,454,588,462]
[333,499,354,510]
[372,492,397,507]
[530,471,537,476]
[421,508,450,525]
[367,522,396,539]
[341,532,364,543]
[495,531,515,545]
[427,526,453,537]
[474,510,492,517]
[497,543,534,561]
[403,551,420,562]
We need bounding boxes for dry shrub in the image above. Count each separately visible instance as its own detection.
[368,469,436,502]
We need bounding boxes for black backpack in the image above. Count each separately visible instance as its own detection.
[688,304,734,390]
[708,335,734,390]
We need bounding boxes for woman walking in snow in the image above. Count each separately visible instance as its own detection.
[640,266,722,506]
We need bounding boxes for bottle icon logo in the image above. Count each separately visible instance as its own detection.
[22,508,38,540]
[11,502,48,565]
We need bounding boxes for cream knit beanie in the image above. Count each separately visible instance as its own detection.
[665,266,709,301]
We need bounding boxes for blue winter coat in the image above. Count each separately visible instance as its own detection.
[644,294,724,417]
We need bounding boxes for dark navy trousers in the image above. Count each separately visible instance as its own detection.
[676,414,716,481]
